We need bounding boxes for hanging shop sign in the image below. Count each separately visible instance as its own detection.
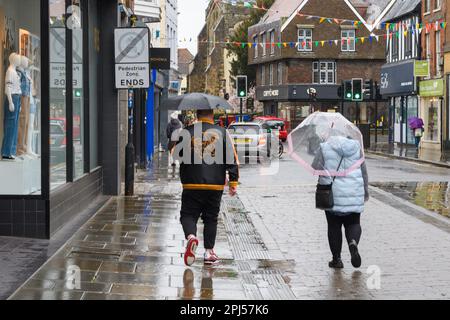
[414,60,430,77]
[419,79,444,97]
[114,27,150,89]
[149,48,171,70]
[380,60,416,96]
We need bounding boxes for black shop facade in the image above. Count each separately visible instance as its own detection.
[256,84,370,132]
[0,0,125,239]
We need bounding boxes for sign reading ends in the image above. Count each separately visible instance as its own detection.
[114,28,150,89]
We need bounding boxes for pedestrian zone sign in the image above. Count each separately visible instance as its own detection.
[114,28,150,89]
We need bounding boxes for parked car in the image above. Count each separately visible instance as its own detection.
[254,116,288,142]
[50,122,66,165]
[228,122,273,163]
[50,116,81,140]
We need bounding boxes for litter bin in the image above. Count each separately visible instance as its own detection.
[357,123,371,149]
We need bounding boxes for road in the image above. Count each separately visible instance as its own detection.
[237,151,450,299]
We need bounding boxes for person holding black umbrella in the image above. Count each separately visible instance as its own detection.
[165,93,239,266]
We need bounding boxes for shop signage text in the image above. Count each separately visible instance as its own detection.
[419,79,444,97]
[380,60,416,96]
[414,60,430,77]
[149,48,171,70]
[263,89,280,97]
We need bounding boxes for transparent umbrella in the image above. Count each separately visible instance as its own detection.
[287,112,365,177]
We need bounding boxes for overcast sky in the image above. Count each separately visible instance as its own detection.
[178,0,209,56]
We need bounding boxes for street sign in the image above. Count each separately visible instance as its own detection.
[114,27,150,89]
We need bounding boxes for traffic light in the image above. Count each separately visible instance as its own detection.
[344,80,353,101]
[236,75,247,98]
[352,78,363,102]
[364,79,374,100]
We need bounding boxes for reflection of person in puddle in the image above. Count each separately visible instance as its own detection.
[182,267,216,300]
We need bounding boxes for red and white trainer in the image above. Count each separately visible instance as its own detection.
[204,250,220,265]
[184,236,199,266]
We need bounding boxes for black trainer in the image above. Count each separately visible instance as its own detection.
[349,240,362,268]
[329,258,344,269]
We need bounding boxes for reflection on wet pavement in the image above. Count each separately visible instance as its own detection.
[9,155,298,300]
[372,182,450,218]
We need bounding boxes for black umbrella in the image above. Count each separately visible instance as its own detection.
[161,93,232,111]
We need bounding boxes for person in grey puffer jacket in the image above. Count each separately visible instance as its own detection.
[313,136,369,269]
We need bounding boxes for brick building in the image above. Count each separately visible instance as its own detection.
[444,0,450,150]
[188,0,251,107]
[188,25,207,93]
[248,0,394,131]
[421,0,448,151]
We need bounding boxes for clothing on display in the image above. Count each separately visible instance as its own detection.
[17,67,31,155]
[2,93,21,158]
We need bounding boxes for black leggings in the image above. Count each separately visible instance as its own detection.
[325,212,362,259]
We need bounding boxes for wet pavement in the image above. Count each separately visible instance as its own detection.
[7,152,450,300]
[369,143,450,166]
[8,155,296,300]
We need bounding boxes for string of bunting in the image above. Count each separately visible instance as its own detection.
[175,23,447,48]
[216,0,447,31]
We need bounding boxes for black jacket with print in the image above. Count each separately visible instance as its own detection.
[173,120,239,191]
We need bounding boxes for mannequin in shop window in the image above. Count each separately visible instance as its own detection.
[1,53,22,160]
[17,55,32,157]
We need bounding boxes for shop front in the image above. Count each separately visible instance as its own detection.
[0,0,123,239]
[419,78,444,151]
[256,84,342,131]
[380,60,419,145]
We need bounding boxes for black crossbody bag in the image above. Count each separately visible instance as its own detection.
[315,156,344,210]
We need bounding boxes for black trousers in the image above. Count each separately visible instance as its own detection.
[325,212,362,259]
[180,190,224,250]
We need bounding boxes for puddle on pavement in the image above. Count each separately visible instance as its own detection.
[372,182,450,218]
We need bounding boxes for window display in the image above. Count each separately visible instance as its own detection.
[0,0,41,195]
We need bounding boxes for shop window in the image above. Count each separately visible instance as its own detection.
[425,99,439,142]
[0,0,41,195]
[89,0,99,170]
[72,0,84,180]
[49,0,67,190]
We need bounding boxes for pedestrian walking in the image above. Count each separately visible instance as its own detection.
[172,109,239,266]
[288,112,369,269]
[408,117,424,148]
[312,136,369,269]
[166,112,182,166]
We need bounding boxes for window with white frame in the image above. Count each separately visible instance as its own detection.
[435,0,441,10]
[262,33,267,56]
[261,65,265,85]
[269,64,274,85]
[436,30,441,75]
[277,62,283,84]
[425,0,431,13]
[298,28,312,51]
[253,35,258,58]
[270,30,275,55]
[313,61,336,84]
[341,30,355,52]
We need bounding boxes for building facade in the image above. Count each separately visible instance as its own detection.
[189,0,250,111]
[380,0,422,146]
[0,0,131,238]
[178,48,194,94]
[420,0,446,151]
[248,0,394,131]
[442,0,450,150]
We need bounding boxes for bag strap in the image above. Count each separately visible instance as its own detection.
[332,156,344,182]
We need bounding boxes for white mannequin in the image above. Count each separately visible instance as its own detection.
[5,53,22,112]
[27,62,38,157]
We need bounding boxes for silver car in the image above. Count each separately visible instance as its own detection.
[228,122,274,163]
